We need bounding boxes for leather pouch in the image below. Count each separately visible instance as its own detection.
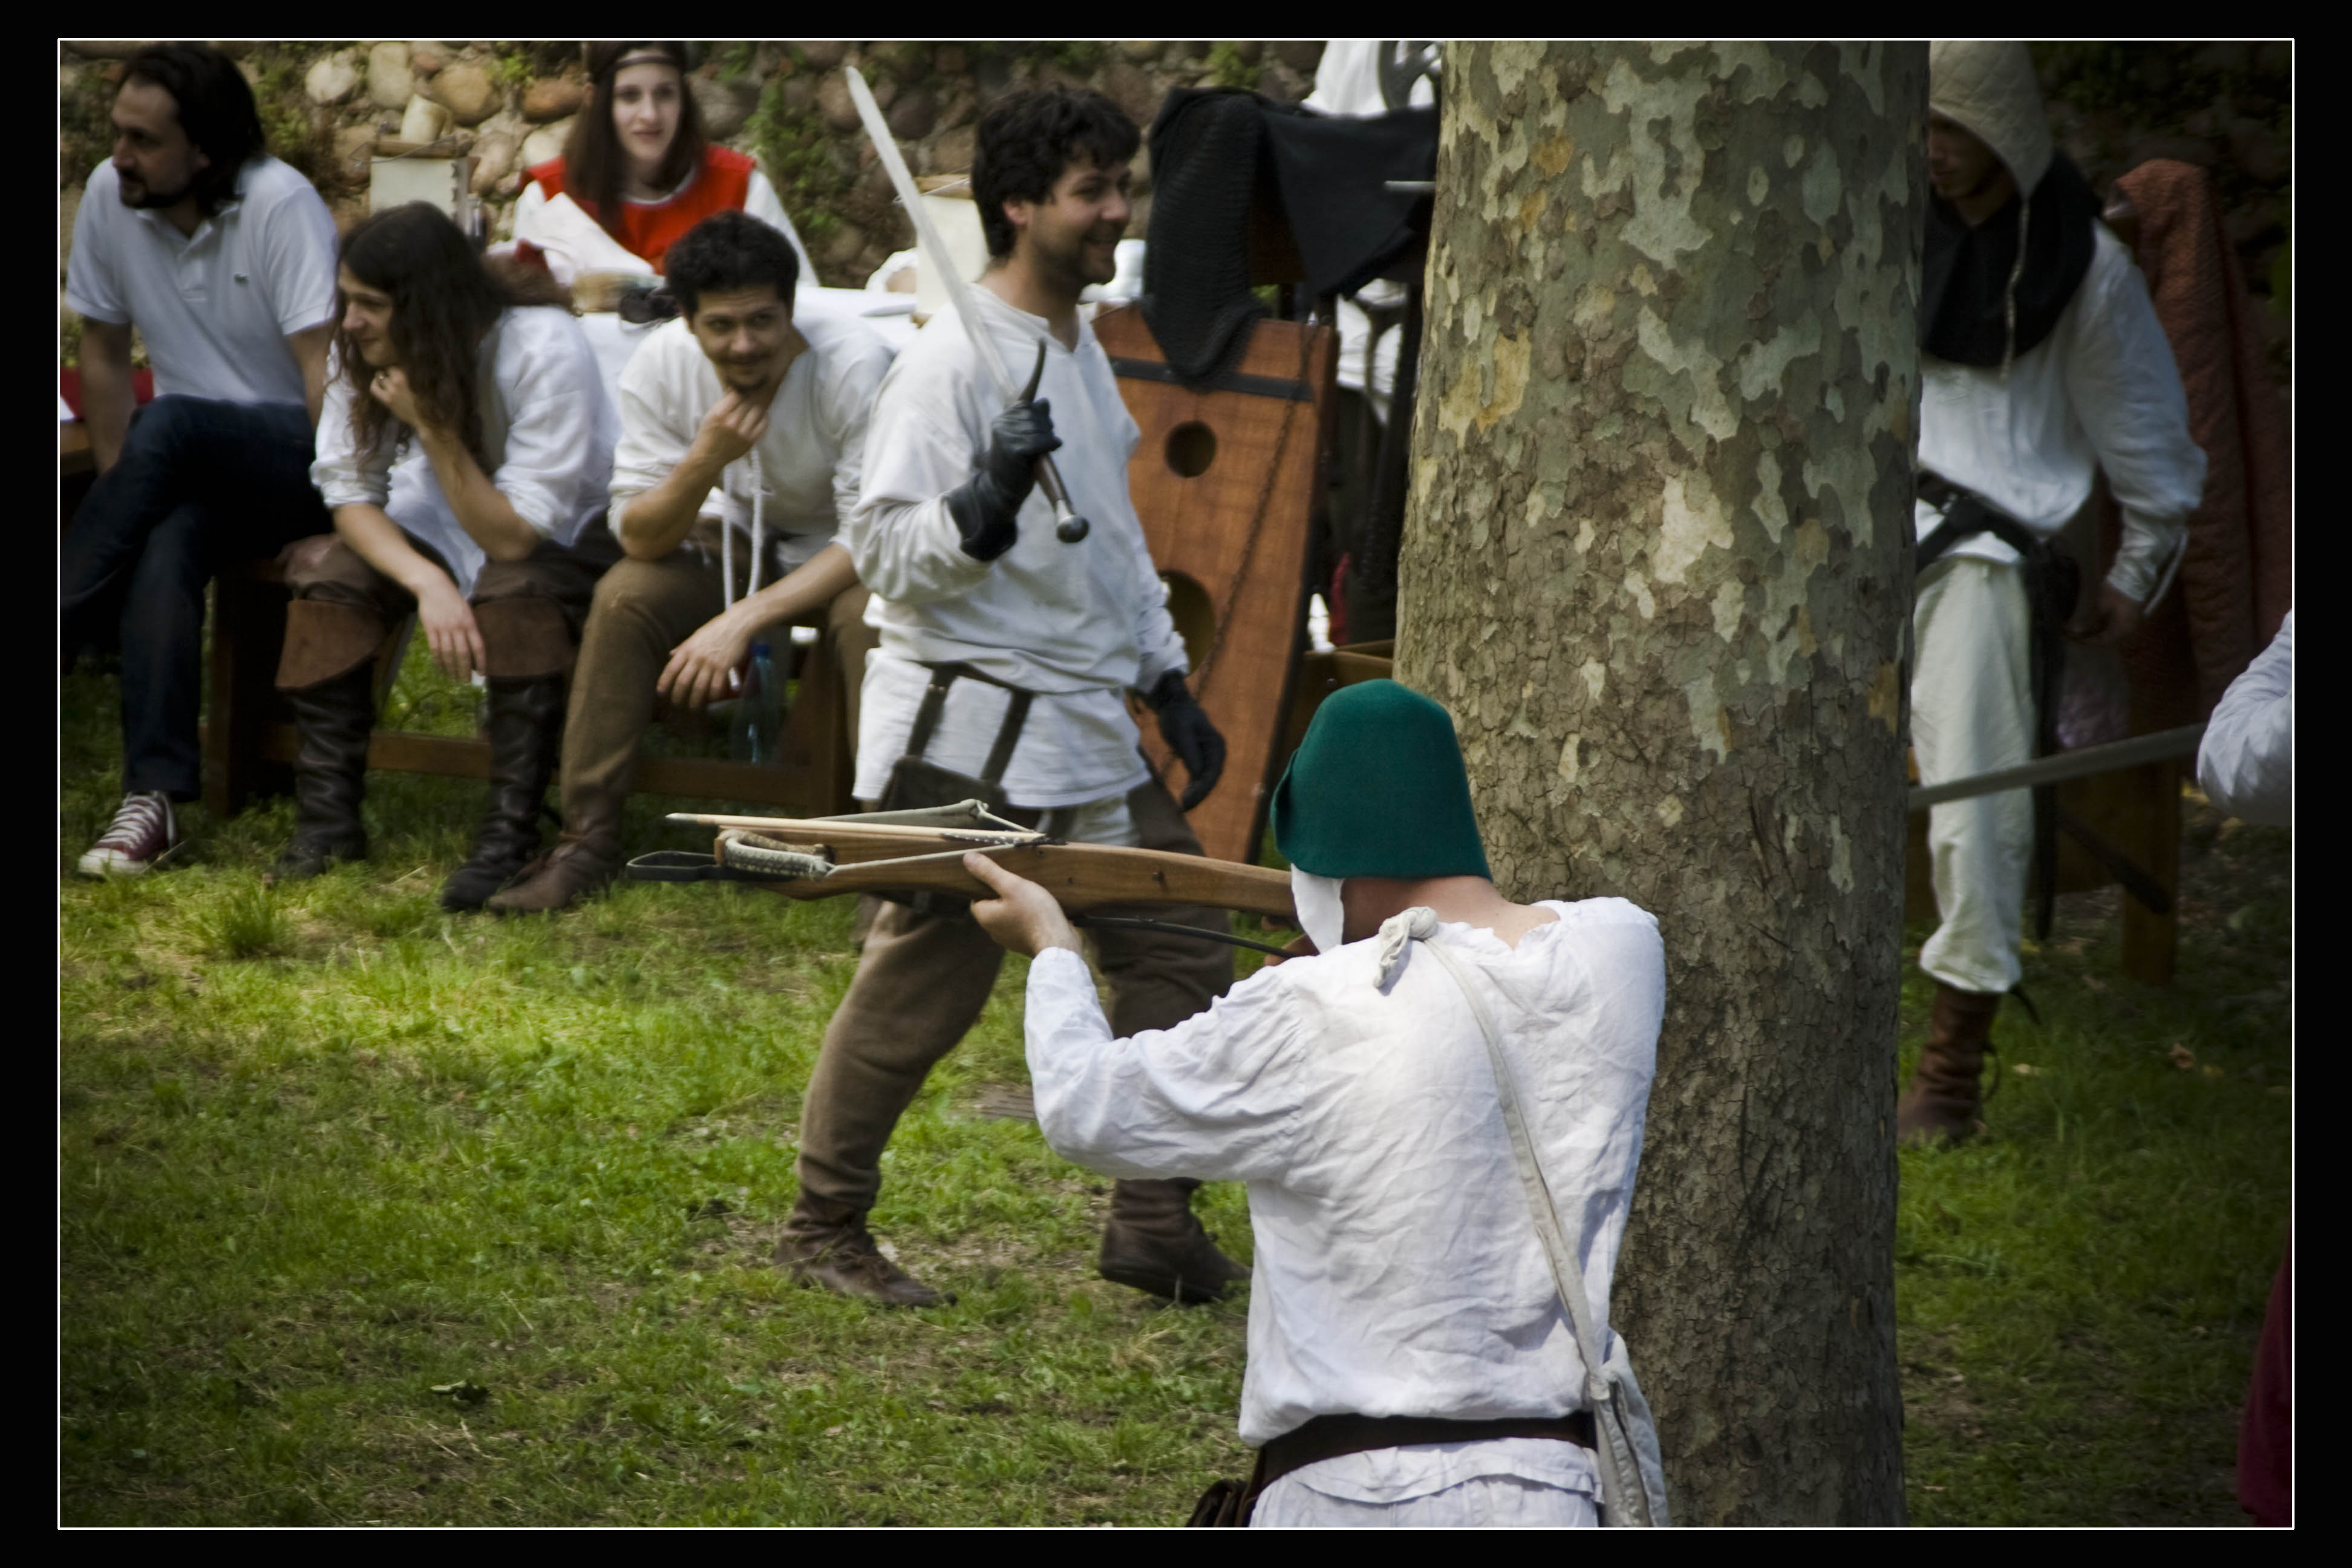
[875,664,1034,916]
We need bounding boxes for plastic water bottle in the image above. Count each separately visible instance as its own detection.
[728,642,783,763]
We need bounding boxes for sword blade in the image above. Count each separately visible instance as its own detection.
[846,68,1015,400]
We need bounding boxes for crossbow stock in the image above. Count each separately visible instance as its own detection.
[626,799,1298,930]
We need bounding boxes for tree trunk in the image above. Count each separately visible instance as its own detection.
[1396,42,1924,1525]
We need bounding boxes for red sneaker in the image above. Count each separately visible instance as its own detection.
[76,792,181,878]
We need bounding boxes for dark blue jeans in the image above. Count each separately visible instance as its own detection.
[60,396,330,800]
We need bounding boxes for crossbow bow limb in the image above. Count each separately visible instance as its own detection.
[626,800,1298,940]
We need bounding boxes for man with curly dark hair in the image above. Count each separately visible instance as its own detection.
[779,87,1241,1310]
[488,211,893,914]
[63,41,339,878]
[274,203,621,909]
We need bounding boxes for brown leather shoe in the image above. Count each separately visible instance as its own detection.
[776,1207,953,1308]
[1099,1178,1250,1304]
[1896,982,2003,1146]
[484,834,618,915]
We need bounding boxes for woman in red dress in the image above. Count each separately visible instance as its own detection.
[515,41,811,279]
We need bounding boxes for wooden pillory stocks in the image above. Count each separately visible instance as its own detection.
[1097,305,1338,866]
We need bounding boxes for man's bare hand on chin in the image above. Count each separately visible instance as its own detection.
[964,852,1082,958]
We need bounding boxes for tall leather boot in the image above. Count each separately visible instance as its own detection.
[484,785,623,915]
[442,675,565,911]
[1896,982,2002,1146]
[774,1192,953,1308]
[1100,1178,1250,1304]
[272,661,377,881]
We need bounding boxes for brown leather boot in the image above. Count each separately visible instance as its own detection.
[485,788,622,915]
[1099,1178,1250,1304]
[1896,982,2003,1146]
[271,662,377,882]
[442,675,566,911]
[774,1195,953,1308]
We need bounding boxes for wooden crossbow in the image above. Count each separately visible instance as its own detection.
[625,799,1299,953]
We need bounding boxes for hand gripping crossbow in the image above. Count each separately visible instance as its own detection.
[626,800,1299,956]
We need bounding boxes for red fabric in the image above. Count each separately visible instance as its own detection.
[524,146,757,275]
[2100,160,2293,732]
[2237,1246,2292,1526]
[58,367,155,419]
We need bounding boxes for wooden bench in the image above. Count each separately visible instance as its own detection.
[202,557,854,822]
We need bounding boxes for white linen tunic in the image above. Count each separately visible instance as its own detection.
[1910,223,2207,994]
[609,310,894,587]
[1024,897,1664,1525]
[1916,222,2204,604]
[2197,610,2292,828]
[311,306,616,597]
[843,288,1189,809]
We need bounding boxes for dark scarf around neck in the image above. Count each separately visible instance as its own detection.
[1921,152,2099,369]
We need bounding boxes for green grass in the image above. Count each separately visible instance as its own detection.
[60,654,2289,1524]
[1893,811,2291,1526]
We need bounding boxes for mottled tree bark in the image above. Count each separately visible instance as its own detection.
[1395,43,1924,1525]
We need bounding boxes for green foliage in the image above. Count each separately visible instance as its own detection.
[244,48,326,187]
[60,59,118,178]
[744,79,849,248]
[710,42,757,84]
[1043,42,1106,76]
[1203,42,1255,92]
[492,47,535,92]
[2029,42,2145,113]
[61,312,84,369]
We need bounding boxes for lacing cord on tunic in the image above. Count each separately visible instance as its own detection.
[720,448,767,610]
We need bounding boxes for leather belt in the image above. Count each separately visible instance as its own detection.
[1258,1411,1596,1494]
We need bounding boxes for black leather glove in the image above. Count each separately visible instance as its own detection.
[1146,670,1225,810]
[944,399,1062,562]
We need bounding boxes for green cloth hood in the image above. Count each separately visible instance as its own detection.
[1272,679,1492,881]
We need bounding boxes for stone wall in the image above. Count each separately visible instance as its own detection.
[60,41,2290,377]
[59,39,1325,297]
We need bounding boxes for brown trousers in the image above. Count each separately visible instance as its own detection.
[558,549,878,832]
[275,523,621,689]
[795,773,1235,1218]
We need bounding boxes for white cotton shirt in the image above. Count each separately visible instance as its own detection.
[609,310,894,580]
[514,165,814,283]
[311,306,617,596]
[2197,610,2292,828]
[844,287,1188,809]
[1918,222,2206,604]
[1024,895,1664,1504]
[65,157,338,408]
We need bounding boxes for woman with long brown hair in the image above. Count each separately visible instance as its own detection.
[275,203,622,911]
[513,42,812,280]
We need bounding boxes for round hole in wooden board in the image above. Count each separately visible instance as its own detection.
[1164,420,1217,478]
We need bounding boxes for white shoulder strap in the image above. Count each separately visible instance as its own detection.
[1383,907,1661,1527]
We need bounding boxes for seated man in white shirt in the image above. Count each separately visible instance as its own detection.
[777,87,1241,1309]
[62,42,340,877]
[277,203,619,909]
[965,679,1667,1527]
[488,211,894,913]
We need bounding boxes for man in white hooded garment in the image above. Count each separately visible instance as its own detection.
[1900,42,2207,1143]
[966,679,1668,1527]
